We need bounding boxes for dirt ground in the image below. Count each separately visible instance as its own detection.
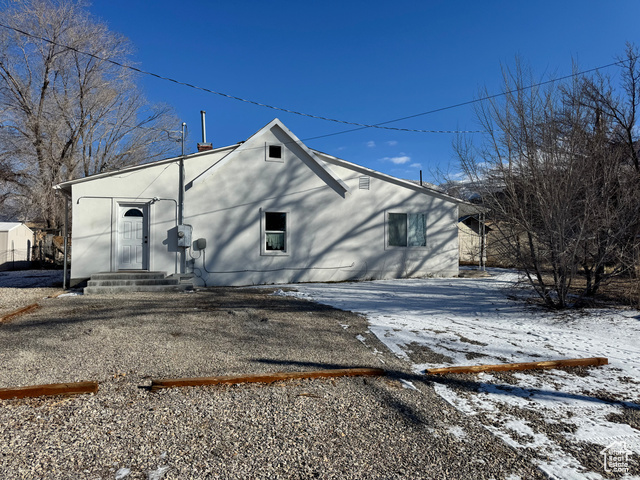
[0,286,547,479]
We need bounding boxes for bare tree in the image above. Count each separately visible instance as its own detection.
[457,51,640,308]
[0,0,180,228]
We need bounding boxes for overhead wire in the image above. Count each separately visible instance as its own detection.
[0,21,480,134]
[0,22,634,140]
[303,58,634,141]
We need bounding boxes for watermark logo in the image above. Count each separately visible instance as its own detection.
[601,441,633,474]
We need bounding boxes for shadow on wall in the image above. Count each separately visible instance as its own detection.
[183,152,458,286]
[163,226,179,252]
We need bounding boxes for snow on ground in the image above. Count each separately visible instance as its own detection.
[274,270,640,479]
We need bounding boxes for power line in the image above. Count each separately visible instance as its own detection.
[304,58,633,141]
[0,22,481,135]
[0,22,633,141]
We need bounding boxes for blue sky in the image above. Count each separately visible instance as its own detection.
[89,1,639,183]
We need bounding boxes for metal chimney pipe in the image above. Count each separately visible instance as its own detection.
[200,110,207,143]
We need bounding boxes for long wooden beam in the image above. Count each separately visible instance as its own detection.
[425,357,608,375]
[0,381,99,400]
[151,367,385,392]
[1,292,65,325]
[0,303,40,324]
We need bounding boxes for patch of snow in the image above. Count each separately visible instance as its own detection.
[115,467,131,479]
[278,271,640,479]
[399,379,418,391]
[446,425,467,440]
[432,383,480,416]
[147,465,169,480]
[270,289,307,298]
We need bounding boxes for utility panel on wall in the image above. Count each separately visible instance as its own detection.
[177,224,192,247]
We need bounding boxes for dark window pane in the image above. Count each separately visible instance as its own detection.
[268,145,282,159]
[388,213,407,246]
[265,212,286,231]
[124,208,143,217]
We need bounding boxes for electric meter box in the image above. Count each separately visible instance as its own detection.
[177,224,192,247]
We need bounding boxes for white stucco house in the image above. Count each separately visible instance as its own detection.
[0,222,34,271]
[56,119,465,287]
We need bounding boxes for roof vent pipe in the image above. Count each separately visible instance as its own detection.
[197,110,213,152]
[201,110,207,143]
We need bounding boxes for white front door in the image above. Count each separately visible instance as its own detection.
[118,205,149,270]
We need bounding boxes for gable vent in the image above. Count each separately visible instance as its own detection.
[359,176,371,190]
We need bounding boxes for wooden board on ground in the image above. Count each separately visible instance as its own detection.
[0,303,40,324]
[425,357,608,375]
[151,367,386,392]
[0,381,99,400]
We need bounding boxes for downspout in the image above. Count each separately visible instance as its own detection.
[480,211,486,271]
[179,122,186,274]
[63,195,69,288]
[55,187,71,289]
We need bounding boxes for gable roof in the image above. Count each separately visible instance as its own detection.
[54,118,467,207]
[54,144,238,193]
[311,149,465,205]
[0,222,30,232]
[186,119,349,195]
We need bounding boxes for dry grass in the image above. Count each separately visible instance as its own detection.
[537,272,640,307]
[577,274,640,307]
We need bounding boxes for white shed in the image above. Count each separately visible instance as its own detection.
[56,119,465,287]
[0,222,34,271]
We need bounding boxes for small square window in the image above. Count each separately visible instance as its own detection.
[268,145,282,159]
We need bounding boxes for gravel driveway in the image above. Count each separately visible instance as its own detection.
[0,270,63,316]
[0,287,545,479]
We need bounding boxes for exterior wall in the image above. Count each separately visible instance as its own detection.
[69,124,460,286]
[69,150,231,284]
[0,224,34,270]
[459,221,481,264]
[184,125,459,286]
[0,231,7,268]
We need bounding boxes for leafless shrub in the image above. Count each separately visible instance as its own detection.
[457,47,640,308]
[0,0,180,227]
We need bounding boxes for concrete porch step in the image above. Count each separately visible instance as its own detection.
[89,271,168,281]
[166,273,196,285]
[83,271,194,295]
[84,284,192,295]
[86,278,181,287]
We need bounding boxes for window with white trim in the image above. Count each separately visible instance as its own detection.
[261,210,290,255]
[387,212,426,247]
[266,144,284,162]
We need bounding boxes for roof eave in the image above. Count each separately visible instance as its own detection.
[53,144,238,191]
[313,150,470,205]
